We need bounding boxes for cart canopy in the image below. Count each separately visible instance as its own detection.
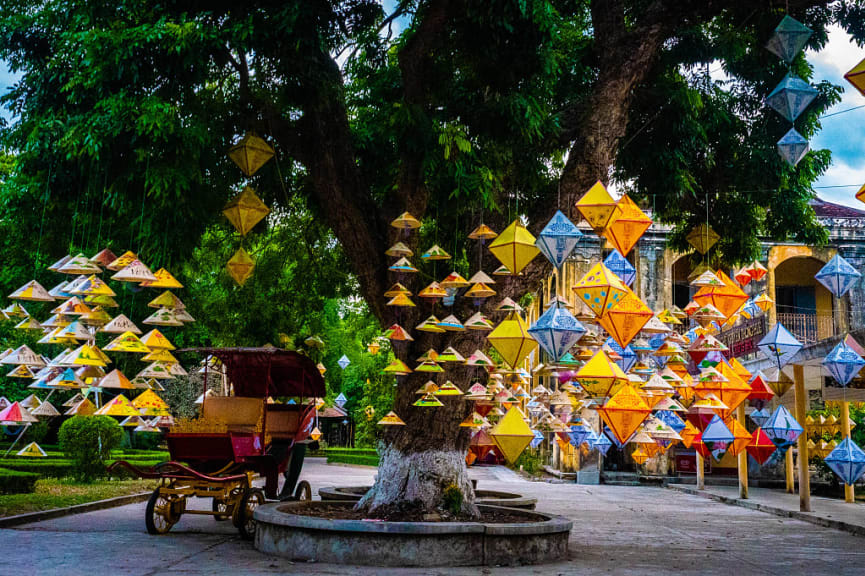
[182,347,326,399]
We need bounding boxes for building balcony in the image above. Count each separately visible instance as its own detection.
[776,312,835,344]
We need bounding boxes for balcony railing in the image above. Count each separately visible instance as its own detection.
[776,312,835,344]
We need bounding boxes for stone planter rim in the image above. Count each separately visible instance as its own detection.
[254,501,571,536]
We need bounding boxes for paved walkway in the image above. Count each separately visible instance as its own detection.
[669,483,865,535]
[1,458,863,575]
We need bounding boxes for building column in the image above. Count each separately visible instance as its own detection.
[794,364,810,512]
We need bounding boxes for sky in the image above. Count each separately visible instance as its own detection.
[1,19,864,208]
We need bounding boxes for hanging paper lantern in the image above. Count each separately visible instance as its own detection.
[390,212,421,230]
[605,338,637,373]
[468,224,498,241]
[765,15,813,64]
[223,187,271,236]
[490,407,535,463]
[757,323,802,370]
[603,249,636,286]
[701,414,735,461]
[763,405,804,449]
[487,312,538,370]
[535,210,582,269]
[593,432,613,456]
[377,411,406,426]
[527,301,586,362]
[573,262,629,318]
[748,260,769,282]
[488,220,540,274]
[823,340,865,386]
[777,128,809,166]
[824,438,865,486]
[686,224,720,255]
[604,195,652,256]
[597,386,651,445]
[421,244,451,261]
[746,427,777,465]
[575,181,618,232]
[576,350,628,399]
[228,133,275,176]
[338,355,351,370]
[597,291,653,349]
[693,270,748,320]
[815,254,861,298]
[225,247,256,286]
[750,407,770,428]
[765,74,818,122]
[9,280,54,302]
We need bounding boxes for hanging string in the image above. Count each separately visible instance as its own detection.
[95,170,107,252]
[34,165,52,275]
[137,153,150,255]
[69,181,83,254]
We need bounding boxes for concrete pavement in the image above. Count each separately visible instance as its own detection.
[1,457,863,575]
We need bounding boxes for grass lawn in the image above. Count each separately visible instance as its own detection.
[0,478,157,518]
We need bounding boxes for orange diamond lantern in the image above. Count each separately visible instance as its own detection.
[597,290,653,348]
[223,187,271,236]
[597,385,651,445]
[679,421,700,449]
[604,195,652,256]
[226,247,255,286]
[228,133,275,176]
[724,417,752,457]
[693,270,748,319]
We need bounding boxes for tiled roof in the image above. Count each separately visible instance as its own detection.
[809,198,865,218]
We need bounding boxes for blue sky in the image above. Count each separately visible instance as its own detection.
[1,19,864,208]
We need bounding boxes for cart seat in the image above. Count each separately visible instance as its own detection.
[202,397,263,433]
[265,404,303,439]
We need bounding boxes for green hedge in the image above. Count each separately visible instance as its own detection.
[0,460,164,479]
[326,452,379,467]
[0,467,39,495]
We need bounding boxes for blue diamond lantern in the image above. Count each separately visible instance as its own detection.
[766,15,813,64]
[604,249,636,286]
[815,254,861,298]
[338,355,351,370]
[593,432,613,455]
[763,405,804,449]
[606,337,637,373]
[777,128,809,166]
[657,410,686,433]
[823,340,865,386]
[750,407,770,427]
[765,74,818,122]
[530,429,544,449]
[536,210,582,269]
[702,415,735,461]
[569,424,592,447]
[824,438,865,485]
[528,301,586,362]
[757,323,802,370]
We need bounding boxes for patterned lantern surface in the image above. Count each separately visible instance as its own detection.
[757,323,802,370]
[823,340,865,386]
[536,210,582,269]
[824,438,865,485]
[528,302,586,362]
[815,254,861,298]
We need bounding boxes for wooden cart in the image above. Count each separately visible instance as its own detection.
[111,347,326,539]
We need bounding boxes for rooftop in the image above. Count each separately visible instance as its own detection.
[809,197,865,218]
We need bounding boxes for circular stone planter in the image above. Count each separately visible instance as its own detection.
[318,486,538,510]
[254,501,571,567]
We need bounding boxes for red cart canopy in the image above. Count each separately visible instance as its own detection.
[181,347,326,399]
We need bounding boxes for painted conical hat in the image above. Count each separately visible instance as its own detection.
[58,253,102,275]
[104,332,151,353]
[30,401,60,418]
[141,329,175,351]
[1,345,45,367]
[69,275,116,297]
[9,280,54,302]
[100,314,142,335]
[142,307,183,327]
[140,268,183,289]
[16,442,47,457]
[106,251,137,271]
[90,248,118,267]
[111,259,158,282]
[147,291,185,309]
[98,369,134,390]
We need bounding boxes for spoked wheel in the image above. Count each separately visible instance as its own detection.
[294,480,312,502]
[146,488,182,534]
[233,488,264,540]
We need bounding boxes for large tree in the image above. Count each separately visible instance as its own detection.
[2,0,864,516]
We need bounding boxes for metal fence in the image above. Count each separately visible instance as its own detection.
[776,312,835,344]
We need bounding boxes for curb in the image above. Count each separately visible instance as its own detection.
[0,491,151,529]
[667,484,865,537]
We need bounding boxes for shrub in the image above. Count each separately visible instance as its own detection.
[0,467,39,494]
[442,484,463,515]
[58,416,123,481]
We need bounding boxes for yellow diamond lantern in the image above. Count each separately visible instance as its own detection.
[490,406,534,463]
[487,312,538,370]
[488,220,539,274]
[597,386,651,445]
[227,247,255,286]
[845,57,865,97]
[223,187,270,236]
[576,350,628,399]
[228,133,275,176]
[573,262,628,318]
[605,195,652,256]
[575,181,618,232]
[597,291,653,348]
[686,224,720,255]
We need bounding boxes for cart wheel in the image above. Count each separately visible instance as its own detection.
[146,488,180,535]
[212,498,230,521]
[294,480,312,502]
[234,488,264,540]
